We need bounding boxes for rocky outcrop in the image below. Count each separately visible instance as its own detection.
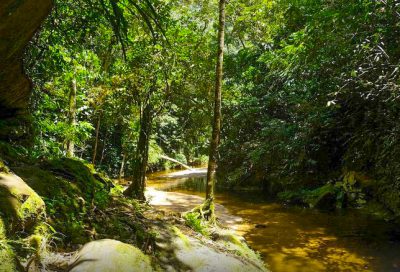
[0,172,45,233]
[68,239,153,272]
[153,223,267,272]
[0,0,52,139]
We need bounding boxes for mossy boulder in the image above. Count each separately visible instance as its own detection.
[0,218,20,272]
[68,239,153,272]
[305,184,338,210]
[13,158,113,244]
[278,183,343,210]
[0,172,45,233]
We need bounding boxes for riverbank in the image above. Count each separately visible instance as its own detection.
[0,149,267,271]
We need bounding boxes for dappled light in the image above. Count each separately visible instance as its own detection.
[147,170,400,272]
[1,0,400,271]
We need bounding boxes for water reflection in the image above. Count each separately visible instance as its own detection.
[147,170,400,272]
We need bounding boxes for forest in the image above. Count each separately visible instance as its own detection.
[0,0,400,271]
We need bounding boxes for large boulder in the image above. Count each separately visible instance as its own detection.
[68,239,153,272]
[155,226,267,272]
[0,0,52,139]
[0,172,45,233]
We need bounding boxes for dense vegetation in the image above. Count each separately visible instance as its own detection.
[25,0,215,173]
[22,0,400,217]
[218,0,400,216]
[1,0,400,270]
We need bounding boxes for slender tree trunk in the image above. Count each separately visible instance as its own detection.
[119,152,126,181]
[205,0,226,219]
[92,114,101,165]
[159,154,193,170]
[66,78,77,158]
[99,136,106,166]
[124,103,153,200]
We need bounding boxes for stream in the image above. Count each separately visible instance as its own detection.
[145,169,400,272]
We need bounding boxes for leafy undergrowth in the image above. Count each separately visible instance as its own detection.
[183,212,209,236]
[0,143,156,269]
[13,158,155,249]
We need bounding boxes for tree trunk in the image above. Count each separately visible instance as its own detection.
[124,103,153,200]
[92,114,101,165]
[205,0,226,220]
[119,152,126,181]
[66,78,77,158]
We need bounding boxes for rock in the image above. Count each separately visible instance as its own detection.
[68,239,153,272]
[0,0,52,141]
[0,218,20,272]
[0,0,52,118]
[305,184,338,211]
[155,226,267,272]
[0,172,45,233]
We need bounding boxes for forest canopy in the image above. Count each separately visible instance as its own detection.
[24,0,400,213]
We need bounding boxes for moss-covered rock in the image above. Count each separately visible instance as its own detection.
[12,158,113,244]
[278,183,342,210]
[68,239,153,272]
[0,218,20,272]
[305,184,338,210]
[0,158,9,174]
[0,172,45,233]
[167,227,266,272]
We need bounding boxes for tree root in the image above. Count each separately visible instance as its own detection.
[184,198,216,225]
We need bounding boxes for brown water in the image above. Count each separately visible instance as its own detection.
[147,169,400,272]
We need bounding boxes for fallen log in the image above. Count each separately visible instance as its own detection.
[159,155,193,171]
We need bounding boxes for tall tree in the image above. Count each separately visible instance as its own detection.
[204,0,226,221]
[66,78,77,157]
[124,103,153,200]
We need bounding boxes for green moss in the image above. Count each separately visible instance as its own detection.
[19,192,45,224]
[69,240,153,272]
[183,212,209,236]
[12,158,113,244]
[278,183,340,210]
[172,227,191,249]
[0,218,17,272]
[0,159,9,174]
[0,173,46,234]
[305,184,337,208]
[0,243,17,272]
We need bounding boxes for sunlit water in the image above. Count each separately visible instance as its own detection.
[147,169,400,272]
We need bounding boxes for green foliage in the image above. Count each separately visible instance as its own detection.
[26,0,213,177]
[218,0,400,214]
[183,212,209,236]
[21,0,400,217]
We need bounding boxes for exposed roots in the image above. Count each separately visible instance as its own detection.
[184,198,216,225]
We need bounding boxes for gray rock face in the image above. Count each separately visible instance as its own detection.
[68,239,153,272]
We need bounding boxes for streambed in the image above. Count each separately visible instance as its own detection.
[146,169,400,272]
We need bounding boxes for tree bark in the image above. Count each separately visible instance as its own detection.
[92,114,101,165]
[205,0,226,219]
[124,103,153,200]
[66,78,77,158]
[119,152,126,181]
